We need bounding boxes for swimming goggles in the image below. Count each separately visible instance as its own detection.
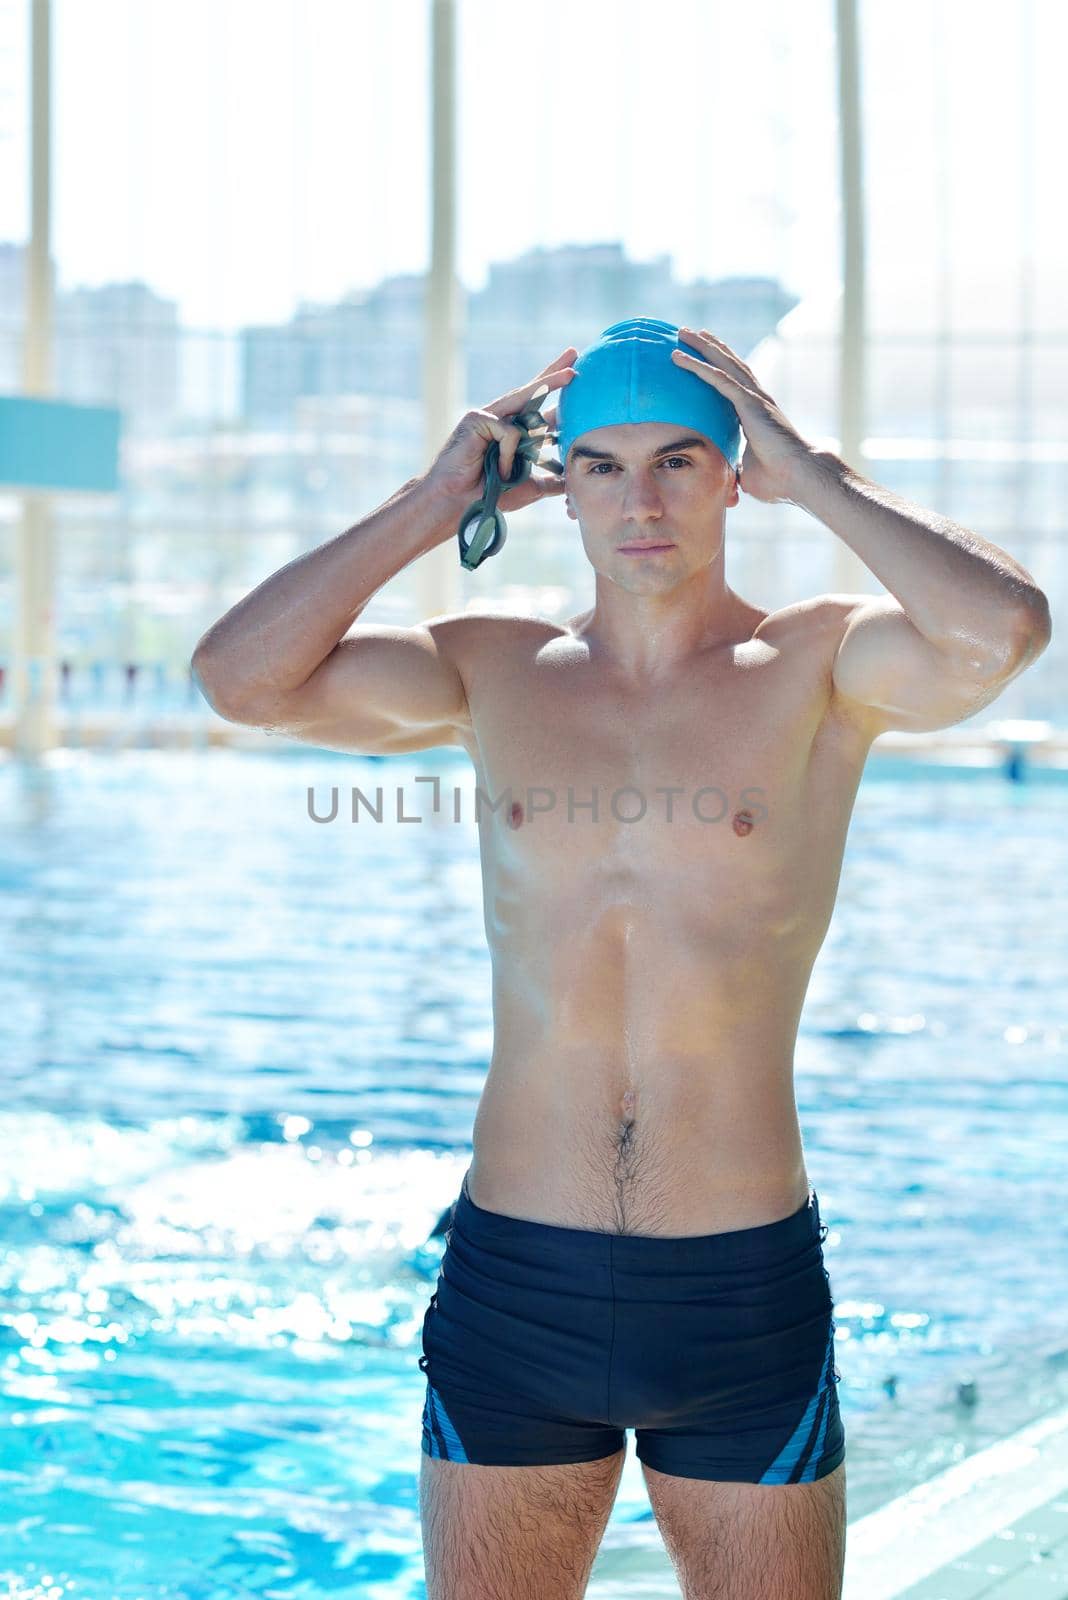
[455,383,563,570]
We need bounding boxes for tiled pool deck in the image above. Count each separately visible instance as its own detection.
[848,1403,1068,1600]
[586,1404,1068,1599]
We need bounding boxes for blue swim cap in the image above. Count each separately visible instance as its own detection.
[556,317,742,472]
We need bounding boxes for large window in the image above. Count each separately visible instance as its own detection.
[0,0,1060,724]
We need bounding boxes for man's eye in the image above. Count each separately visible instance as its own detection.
[589,457,690,474]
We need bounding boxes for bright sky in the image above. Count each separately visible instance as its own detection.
[1,0,838,330]
[0,0,1062,335]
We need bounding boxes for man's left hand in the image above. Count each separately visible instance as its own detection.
[671,327,817,504]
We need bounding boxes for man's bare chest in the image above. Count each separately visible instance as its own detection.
[457,635,847,894]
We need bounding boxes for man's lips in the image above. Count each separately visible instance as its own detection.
[618,541,675,552]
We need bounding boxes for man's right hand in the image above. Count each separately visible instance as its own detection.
[424,346,578,513]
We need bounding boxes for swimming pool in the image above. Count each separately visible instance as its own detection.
[1,748,1066,1598]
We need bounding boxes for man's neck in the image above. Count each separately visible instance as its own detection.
[574,581,758,683]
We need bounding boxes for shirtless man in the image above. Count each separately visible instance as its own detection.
[191,317,1052,1600]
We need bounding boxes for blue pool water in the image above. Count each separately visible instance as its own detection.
[1,748,1067,1598]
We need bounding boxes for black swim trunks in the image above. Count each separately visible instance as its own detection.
[418,1172,844,1483]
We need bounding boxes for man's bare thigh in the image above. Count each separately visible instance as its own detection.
[642,1457,847,1600]
[419,1447,626,1600]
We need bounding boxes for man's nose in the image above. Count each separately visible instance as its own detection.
[620,470,664,519]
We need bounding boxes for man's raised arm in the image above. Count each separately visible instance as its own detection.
[189,347,577,753]
[191,472,460,724]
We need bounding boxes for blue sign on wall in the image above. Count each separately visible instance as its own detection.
[0,394,121,493]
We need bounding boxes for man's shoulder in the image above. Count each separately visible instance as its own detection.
[757,593,890,742]
[420,609,567,678]
[423,609,566,644]
[755,591,872,647]
[755,594,882,724]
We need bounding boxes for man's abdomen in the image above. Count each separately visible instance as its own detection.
[467,1030,811,1237]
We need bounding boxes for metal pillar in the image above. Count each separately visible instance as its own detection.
[418,0,461,621]
[14,0,57,757]
[834,0,876,593]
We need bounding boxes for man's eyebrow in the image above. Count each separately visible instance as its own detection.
[569,435,710,463]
